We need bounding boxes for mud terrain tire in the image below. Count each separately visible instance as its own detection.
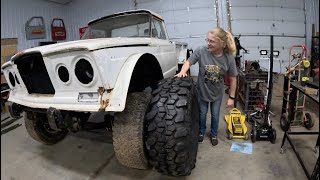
[113,92,152,169]
[145,77,199,176]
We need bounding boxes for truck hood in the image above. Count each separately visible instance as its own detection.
[13,37,152,58]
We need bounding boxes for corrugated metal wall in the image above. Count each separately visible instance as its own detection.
[133,0,319,74]
[1,0,67,51]
[136,0,218,45]
[228,0,307,73]
[63,0,133,41]
[1,0,318,74]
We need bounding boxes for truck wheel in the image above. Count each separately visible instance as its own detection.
[226,129,233,140]
[145,77,199,176]
[25,112,68,145]
[304,113,314,130]
[113,92,152,169]
[251,126,257,143]
[244,132,249,140]
[269,128,276,144]
[280,113,290,131]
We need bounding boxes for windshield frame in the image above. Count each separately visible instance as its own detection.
[81,13,153,40]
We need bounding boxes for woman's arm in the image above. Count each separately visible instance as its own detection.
[227,76,237,107]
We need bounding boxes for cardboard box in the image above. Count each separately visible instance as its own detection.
[1,38,18,46]
[1,38,18,85]
[1,74,6,84]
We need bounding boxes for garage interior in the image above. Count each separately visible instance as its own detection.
[1,0,319,179]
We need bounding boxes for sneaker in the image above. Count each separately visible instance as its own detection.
[198,135,204,143]
[211,136,218,146]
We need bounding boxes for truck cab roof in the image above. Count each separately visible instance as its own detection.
[88,9,163,25]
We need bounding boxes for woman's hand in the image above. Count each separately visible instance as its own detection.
[226,98,234,108]
[174,71,188,78]
[175,60,191,78]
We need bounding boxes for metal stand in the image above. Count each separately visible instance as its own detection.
[280,81,319,180]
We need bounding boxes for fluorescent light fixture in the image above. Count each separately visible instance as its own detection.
[260,50,268,55]
[273,50,280,56]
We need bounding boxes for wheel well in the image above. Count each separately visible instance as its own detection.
[128,54,163,93]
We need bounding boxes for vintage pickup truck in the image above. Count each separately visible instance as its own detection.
[1,9,199,176]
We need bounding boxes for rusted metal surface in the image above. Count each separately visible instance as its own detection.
[98,86,111,111]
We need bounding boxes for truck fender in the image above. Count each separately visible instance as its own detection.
[105,54,144,112]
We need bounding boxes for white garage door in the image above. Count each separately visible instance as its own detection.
[229,0,306,73]
[137,0,309,74]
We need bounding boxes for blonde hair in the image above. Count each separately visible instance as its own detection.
[208,27,237,56]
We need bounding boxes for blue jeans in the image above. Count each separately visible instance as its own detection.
[198,96,223,137]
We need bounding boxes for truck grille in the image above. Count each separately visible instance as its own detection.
[15,52,55,94]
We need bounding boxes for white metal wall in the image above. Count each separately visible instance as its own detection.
[1,0,67,51]
[135,0,217,48]
[134,0,318,74]
[63,0,134,41]
[228,0,307,73]
[305,0,319,49]
[1,0,318,74]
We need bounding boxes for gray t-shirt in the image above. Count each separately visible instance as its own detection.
[188,45,238,102]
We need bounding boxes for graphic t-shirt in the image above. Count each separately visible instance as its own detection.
[188,45,238,102]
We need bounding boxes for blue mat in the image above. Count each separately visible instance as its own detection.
[230,142,253,154]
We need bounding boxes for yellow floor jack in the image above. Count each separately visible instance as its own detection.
[225,108,249,140]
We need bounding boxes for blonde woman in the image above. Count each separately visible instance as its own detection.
[175,27,237,146]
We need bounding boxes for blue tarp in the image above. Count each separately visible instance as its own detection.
[230,142,253,154]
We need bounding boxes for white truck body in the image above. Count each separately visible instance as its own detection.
[1,9,188,112]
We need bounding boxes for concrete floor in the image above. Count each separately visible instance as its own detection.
[1,75,319,180]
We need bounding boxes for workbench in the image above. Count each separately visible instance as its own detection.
[280,81,319,180]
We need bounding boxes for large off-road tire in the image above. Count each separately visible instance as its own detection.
[25,112,68,145]
[145,77,199,176]
[113,92,152,169]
